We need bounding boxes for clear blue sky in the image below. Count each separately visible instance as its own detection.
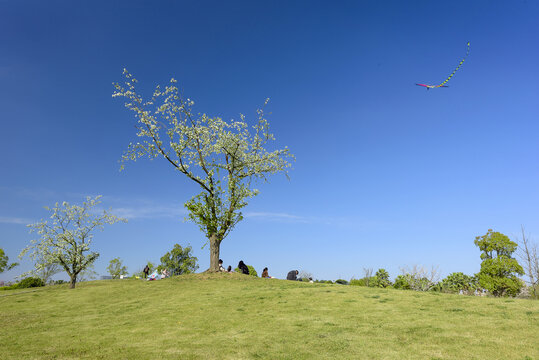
[1,1,538,282]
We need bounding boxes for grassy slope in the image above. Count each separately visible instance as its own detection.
[0,273,538,360]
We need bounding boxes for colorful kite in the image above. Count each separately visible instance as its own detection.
[416,42,470,89]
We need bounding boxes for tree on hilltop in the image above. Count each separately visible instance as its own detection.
[157,244,198,276]
[474,229,524,297]
[108,257,129,279]
[113,70,293,271]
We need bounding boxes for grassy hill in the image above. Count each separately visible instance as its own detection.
[1,273,538,359]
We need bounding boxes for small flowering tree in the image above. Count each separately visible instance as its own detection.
[20,196,127,288]
[113,70,293,271]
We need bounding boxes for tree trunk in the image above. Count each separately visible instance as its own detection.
[209,233,220,272]
[69,275,77,289]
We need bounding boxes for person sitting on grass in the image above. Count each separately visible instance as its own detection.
[227,265,232,273]
[161,268,169,279]
[286,270,299,281]
[238,260,249,275]
[261,267,274,279]
[219,259,226,272]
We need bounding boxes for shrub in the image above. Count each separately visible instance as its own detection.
[1,277,46,290]
[314,279,333,284]
[393,275,411,290]
[17,277,45,289]
[349,277,376,286]
[247,265,257,277]
[440,272,478,294]
[349,278,365,286]
[0,284,18,290]
[335,279,348,285]
[372,269,391,288]
[234,264,257,276]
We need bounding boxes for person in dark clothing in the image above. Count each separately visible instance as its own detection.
[227,265,232,272]
[238,260,249,275]
[218,259,226,272]
[287,270,299,280]
[143,265,150,279]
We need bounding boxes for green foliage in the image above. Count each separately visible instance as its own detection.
[234,264,257,276]
[397,265,439,291]
[335,279,348,285]
[0,284,17,290]
[393,275,411,290]
[158,244,198,276]
[247,265,257,277]
[372,269,392,288]
[107,257,128,279]
[17,277,45,289]
[474,229,525,297]
[349,277,375,287]
[54,280,67,285]
[2,277,46,290]
[440,272,478,294]
[0,248,19,273]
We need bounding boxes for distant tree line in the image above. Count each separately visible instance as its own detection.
[313,229,537,299]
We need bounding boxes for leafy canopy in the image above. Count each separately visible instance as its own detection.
[108,257,129,279]
[158,244,198,276]
[0,248,18,273]
[474,229,524,297]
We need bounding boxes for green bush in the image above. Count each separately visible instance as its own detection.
[349,278,364,286]
[1,277,45,291]
[247,265,257,277]
[0,284,17,290]
[234,265,257,277]
[314,279,333,284]
[440,272,478,294]
[372,269,392,288]
[17,277,45,289]
[349,277,378,287]
[335,279,348,285]
[393,275,411,290]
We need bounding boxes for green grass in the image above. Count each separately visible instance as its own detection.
[1,273,538,359]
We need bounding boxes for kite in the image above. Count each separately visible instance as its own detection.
[416,42,470,89]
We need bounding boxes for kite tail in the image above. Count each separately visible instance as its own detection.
[438,42,470,87]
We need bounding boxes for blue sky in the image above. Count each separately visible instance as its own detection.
[1,1,538,282]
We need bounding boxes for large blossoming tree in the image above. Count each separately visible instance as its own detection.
[20,196,127,288]
[113,70,293,271]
